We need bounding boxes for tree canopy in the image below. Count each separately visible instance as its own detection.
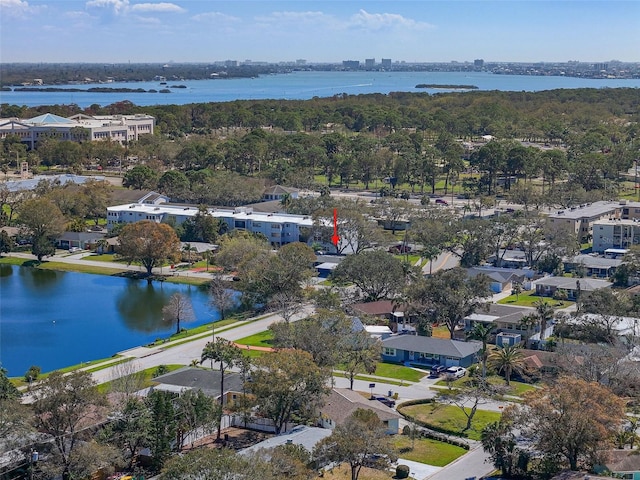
[117,220,181,275]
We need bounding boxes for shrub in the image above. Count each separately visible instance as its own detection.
[24,365,41,383]
[396,465,410,478]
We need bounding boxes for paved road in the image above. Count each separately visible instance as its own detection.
[7,251,215,279]
[93,306,315,385]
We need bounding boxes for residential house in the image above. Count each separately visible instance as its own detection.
[319,388,401,435]
[488,249,530,269]
[466,266,531,293]
[238,425,331,457]
[595,450,640,480]
[563,254,622,278]
[151,367,244,405]
[465,304,531,336]
[350,300,414,333]
[519,348,558,378]
[56,231,105,250]
[381,335,481,368]
[262,185,299,202]
[533,276,612,300]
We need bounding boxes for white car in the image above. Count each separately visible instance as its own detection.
[68,247,82,253]
[445,366,467,379]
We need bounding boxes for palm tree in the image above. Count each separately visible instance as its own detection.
[467,321,495,379]
[200,338,243,441]
[182,243,195,264]
[533,300,555,344]
[280,192,292,211]
[488,345,524,386]
[95,238,109,254]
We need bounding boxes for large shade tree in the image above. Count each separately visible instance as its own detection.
[313,408,397,480]
[332,249,407,301]
[117,220,181,275]
[249,349,329,434]
[409,267,491,338]
[17,197,66,261]
[517,376,626,471]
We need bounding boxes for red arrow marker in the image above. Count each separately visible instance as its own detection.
[331,208,340,247]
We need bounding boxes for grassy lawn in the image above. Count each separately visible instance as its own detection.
[431,325,451,339]
[497,290,571,308]
[393,435,467,466]
[234,330,274,348]
[39,261,128,275]
[97,364,184,393]
[84,253,118,262]
[435,375,537,397]
[374,363,427,382]
[399,403,502,440]
[333,371,404,386]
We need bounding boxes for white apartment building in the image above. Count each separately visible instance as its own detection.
[592,218,640,253]
[106,203,313,246]
[0,112,155,149]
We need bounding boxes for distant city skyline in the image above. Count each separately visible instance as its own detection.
[1,0,638,64]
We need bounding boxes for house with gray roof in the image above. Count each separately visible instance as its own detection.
[533,276,612,300]
[56,231,105,250]
[151,367,244,405]
[238,425,331,457]
[381,335,481,368]
[466,266,532,293]
[563,254,622,278]
[318,388,401,435]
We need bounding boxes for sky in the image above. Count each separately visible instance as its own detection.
[1,0,638,64]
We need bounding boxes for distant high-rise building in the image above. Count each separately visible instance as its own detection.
[295,59,306,65]
[224,60,238,67]
[594,63,608,71]
[342,60,360,69]
[474,59,484,68]
[365,58,375,69]
[381,58,392,68]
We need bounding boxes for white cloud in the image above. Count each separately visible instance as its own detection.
[130,2,184,13]
[256,10,332,24]
[0,0,35,17]
[133,14,161,24]
[192,11,239,23]
[348,9,433,31]
[85,0,129,15]
[65,10,94,19]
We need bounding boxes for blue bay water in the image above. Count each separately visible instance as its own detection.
[0,265,220,376]
[1,71,639,108]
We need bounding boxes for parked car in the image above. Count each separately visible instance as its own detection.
[68,247,82,253]
[445,366,467,379]
[388,244,411,254]
[430,365,447,377]
[435,198,449,205]
[371,395,396,408]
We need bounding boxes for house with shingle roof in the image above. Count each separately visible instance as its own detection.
[319,388,401,435]
[595,450,640,479]
[262,185,299,202]
[533,276,612,300]
[563,254,622,278]
[381,335,481,368]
